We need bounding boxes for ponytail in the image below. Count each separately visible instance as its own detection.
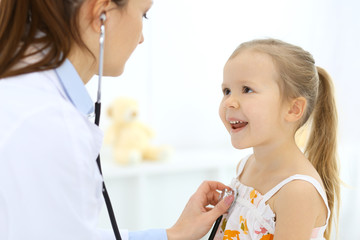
[305,66,340,239]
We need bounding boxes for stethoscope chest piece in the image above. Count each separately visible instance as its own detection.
[208,188,238,240]
[219,188,238,212]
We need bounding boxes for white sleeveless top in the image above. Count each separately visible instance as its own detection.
[214,156,330,240]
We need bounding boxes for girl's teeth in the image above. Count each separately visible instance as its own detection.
[230,120,243,124]
[230,120,248,130]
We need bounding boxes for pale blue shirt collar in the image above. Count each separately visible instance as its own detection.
[54,59,94,116]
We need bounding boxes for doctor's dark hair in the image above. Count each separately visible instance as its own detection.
[0,0,127,78]
[229,39,340,240]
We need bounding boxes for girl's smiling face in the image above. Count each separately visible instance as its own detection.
[219,49,289,150]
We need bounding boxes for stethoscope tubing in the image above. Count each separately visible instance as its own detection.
[208,215,223,240]
[95,13,122,240]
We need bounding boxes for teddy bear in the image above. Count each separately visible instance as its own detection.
[104,97,171,165]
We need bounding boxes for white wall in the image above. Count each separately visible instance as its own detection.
[87,0,360,238]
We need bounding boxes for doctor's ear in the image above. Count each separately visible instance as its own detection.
[285,97,307,123]
[90,0,111,31]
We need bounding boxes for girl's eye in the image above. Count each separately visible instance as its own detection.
[223,88,231,96]
[143,13,148,19]
[243,86,253,93]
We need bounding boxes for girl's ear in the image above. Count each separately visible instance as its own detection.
[285,97,307,122]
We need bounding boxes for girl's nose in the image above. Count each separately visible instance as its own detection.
[224,95,240,109]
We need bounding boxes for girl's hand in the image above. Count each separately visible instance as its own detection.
[166,181,234,240]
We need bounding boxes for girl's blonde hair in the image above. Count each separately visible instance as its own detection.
[230,39,340,239]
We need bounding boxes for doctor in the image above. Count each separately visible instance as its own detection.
[0,0,234,239]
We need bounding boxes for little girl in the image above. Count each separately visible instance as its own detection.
[216,39,340,240]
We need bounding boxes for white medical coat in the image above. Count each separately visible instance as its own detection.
[0,59,166,240]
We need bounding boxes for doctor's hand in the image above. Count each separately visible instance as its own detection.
[166,181,234,240]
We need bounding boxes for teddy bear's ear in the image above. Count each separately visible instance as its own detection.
[107,105,113,117]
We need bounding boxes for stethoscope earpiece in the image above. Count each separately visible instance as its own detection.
[100,13,106,23]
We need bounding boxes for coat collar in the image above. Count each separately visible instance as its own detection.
[54,59,94,116]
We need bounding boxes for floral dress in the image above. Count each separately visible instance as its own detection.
[214,156,330,240]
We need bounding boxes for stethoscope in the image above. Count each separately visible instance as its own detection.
[94,13,123,240]
[94,12,237,240]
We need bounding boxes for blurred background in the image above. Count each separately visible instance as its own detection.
[86,0,360,238]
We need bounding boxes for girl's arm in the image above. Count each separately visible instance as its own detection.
[272,180,327,240]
